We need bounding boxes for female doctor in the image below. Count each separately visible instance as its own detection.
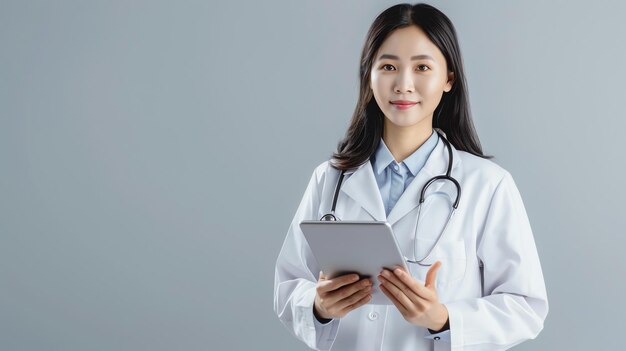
[273,3,548,350]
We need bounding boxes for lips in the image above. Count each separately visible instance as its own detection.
[390,100,418,110]
[390,100,418,105]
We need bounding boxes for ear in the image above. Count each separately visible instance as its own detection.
[444,71,455,92]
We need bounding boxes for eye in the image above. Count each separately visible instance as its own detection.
[416,65,430,71]
[381,64,395,71]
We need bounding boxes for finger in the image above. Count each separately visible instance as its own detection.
[425,261,442,289]
[380,269,422,305]
[378,275,414,312]
[338,290,372,315]
[326,279,372,306]
[318,273,360,293]
[334,285,372,311]
[392,267,436,301]
[379,283,409,315]
[319,271,326,281]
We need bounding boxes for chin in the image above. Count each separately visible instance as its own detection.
[386,117,423,128]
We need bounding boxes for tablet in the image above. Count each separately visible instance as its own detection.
[299,220,409,305]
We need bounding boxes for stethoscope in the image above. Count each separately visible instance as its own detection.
[319,129,461,266]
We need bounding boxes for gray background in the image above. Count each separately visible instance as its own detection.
[1,0,624,350]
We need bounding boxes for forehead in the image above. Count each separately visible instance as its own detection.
[375,26,445,64]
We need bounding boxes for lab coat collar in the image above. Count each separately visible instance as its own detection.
[340,128,462,226]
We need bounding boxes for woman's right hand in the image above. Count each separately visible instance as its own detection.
[313,271,373,320]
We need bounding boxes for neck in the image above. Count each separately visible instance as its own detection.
[382,118,433,163]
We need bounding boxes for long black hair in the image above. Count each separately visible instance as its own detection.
[330,3,493,171]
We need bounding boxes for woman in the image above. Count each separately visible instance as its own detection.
[273,3,548,350]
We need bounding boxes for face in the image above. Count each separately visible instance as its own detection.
[370,25,454,130]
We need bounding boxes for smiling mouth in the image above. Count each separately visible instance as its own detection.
[390,102,418,110]
[390,101,419,105]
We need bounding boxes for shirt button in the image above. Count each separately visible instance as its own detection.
[393,164,399,171]
[368,311,378,321]
[434,336,441,340]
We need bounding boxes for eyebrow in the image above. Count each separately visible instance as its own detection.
[377,54,435,62]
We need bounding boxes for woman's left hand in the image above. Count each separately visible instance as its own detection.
[378,261,449,331]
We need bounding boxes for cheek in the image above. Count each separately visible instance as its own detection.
[417,79,444,104]
[371,74,388,91]
[416,78,443,96]
[371,78,391,101]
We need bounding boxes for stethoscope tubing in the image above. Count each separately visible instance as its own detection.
[319,130,461,266]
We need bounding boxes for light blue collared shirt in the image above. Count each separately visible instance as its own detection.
[370,130,439,217]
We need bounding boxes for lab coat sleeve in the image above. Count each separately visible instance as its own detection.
[443,171,549,350]
[273,164,341,351]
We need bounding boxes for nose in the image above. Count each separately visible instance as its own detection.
[394,70,415,93]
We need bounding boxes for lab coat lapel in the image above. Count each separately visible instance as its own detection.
[340,161,387,221]
[386,135,462,226]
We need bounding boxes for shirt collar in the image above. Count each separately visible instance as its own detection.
[371,129,439,177]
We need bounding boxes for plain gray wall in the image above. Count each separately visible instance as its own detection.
[1,0,625,350]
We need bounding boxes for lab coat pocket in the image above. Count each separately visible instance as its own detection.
[408,237,466,285]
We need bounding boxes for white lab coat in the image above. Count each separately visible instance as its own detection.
[273,134,548,351]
